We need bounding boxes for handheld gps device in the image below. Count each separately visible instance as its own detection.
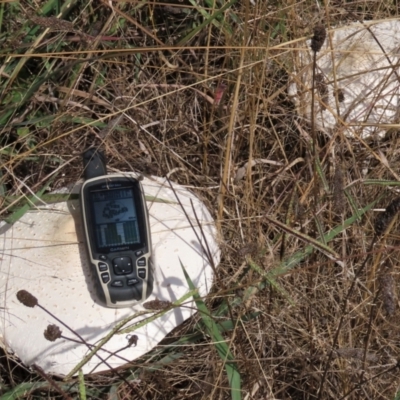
[80,148,153,308]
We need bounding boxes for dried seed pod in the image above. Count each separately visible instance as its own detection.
[380,274,396,316]
[335,348,378,363]
[127,334,138,347]
[16,290,38,308]
[332,166,344,212]
[44,325,62,342]
[311,25,327,52]
[30,16,74,32]
[98,115,124,139]
[374,197,400,236]
[237,243,258,257]
[142,298,172,310]
[315,73,329,110]
[335,88,345,103]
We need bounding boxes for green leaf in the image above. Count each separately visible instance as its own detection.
[16,127,29,137]
[180,262,242,400]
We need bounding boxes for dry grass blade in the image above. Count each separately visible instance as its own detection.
[265,215,340,260]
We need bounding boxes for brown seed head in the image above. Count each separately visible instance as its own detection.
[127,334,138,347]
[142,298,172,310]
[335,88,345,103]
[374,197,400,236]
[311,25,327,52]
[44,324,62,342]
[315,73,328,110]
[30,16,74,32]
[333,166,344,212]
[16,290,38,308]
[380,274,396,316]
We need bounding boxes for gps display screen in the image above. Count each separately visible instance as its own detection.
[89,187,141,249]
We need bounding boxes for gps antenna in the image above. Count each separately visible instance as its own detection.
[82,148,107,180]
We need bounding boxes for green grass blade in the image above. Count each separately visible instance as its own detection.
[3,177,56,224]
[107,383,120,400]
[216,312,261,333]
[280,196,381,272]
[248,259,295,306]
[315,156,330,193]
[65,290,196,379]
[187,0,224,30]
[117,289,197,336]
[180,261,242,400]
[344,189,361,219]
[0,380,99,400]
[0,169,5,197]
[78,369,86,400]
[314,214,327,245]
[215,197,380,318]
[0,382,48,400]
[178,0,238,46]
[127,311,260,380]
[363,179,400,186]
[0,3,4,35]
[265,215,340,259]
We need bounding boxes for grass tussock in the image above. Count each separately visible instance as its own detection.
[2,0,400,399]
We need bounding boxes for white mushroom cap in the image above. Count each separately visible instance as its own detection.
[290,20,400,139]
[0,176,220,376]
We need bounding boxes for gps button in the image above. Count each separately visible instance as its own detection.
[98,263,108,272]
[137,257,146,267]
[138,268,146,279]
[101,273,110,283]
[112,280,124,287]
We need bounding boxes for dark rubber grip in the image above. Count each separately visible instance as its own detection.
[82,148,107,180]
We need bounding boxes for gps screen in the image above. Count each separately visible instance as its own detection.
[90,187,141,249]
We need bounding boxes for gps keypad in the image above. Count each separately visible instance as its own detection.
[113,256,133,275]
